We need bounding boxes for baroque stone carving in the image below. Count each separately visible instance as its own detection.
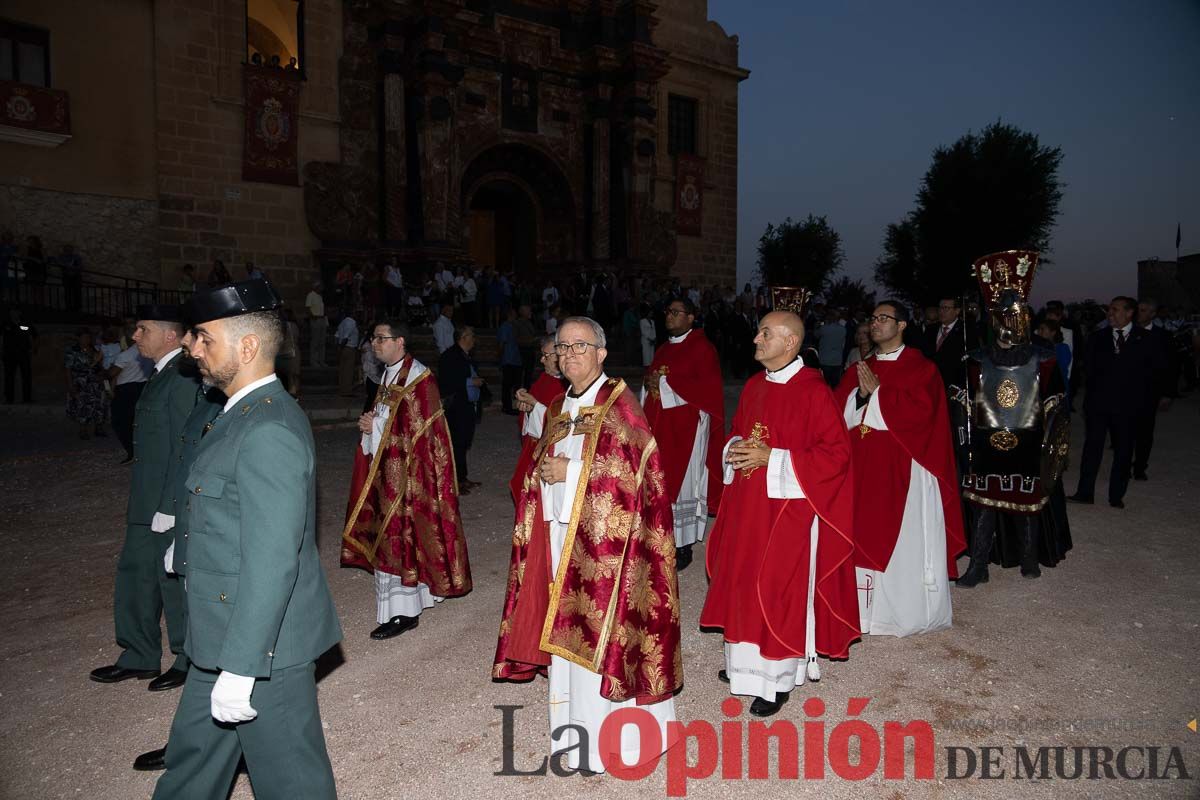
[303,161,377,242]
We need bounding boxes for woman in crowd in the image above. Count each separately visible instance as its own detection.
[64,328,109,439]
[206,258,232,287]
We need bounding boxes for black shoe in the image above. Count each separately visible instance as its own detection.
[148,668,187,692]
[675,544,693,571]
[132,747,166,772]
[1066,494,1094,504]
[955,564,989,588]
[90,665,160,683]
[369,615,419,640]
[717,669,730,684]
[1132,471,1148,481]
[749,691,790,717]
[1109,499,1125,509]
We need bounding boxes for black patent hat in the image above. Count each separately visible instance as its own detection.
[185,278,283,325]
[135,304,184,323]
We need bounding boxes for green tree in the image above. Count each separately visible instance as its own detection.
[757,214,844,295]
[875,121,1064,304]
[824,275,876,313]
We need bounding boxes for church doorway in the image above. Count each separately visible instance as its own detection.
[467,180,537,274]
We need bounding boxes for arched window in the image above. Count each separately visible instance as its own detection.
[245,0,304,74]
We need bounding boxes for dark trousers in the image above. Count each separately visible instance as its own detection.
[519,346,536,389]
[501,364,522,413]
[1133,397,1160,475]
[114,523,189,671]
[1074,408,1135,503]
[111,382,145,457]
[446,399,476,481]
[154,663,336,800]
[4,353,32,402]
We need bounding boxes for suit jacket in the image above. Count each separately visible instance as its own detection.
[1141,325,1176,399]
[182,379,342,677]
[128,351,203,525]
[168,386,224,575]
[437,345,477,419]
[1082,326,1163,416]
[922,320,979,393]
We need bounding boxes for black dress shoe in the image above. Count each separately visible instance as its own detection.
[90,665,160,683]
[369,615,419,640]
[717,669,730,684]
[148,668,187,692]
[133,747,167,772]
[749,691,790,717]
[675,544,693,571]
[1109,499,1125,509]
[1132,471,1148,481]
[1066,494,1094,504]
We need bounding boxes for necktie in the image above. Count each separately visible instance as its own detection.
[936,325,951,351]
[1115,329,1126,354]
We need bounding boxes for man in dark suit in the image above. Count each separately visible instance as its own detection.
[1132,298,1176,481]
[1069,296,1165,509]
[438,325,484,493]
[922,296,978,394]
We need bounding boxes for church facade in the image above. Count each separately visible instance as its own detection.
[0,0,746,304]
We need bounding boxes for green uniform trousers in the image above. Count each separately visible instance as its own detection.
[113,523,188,671]
[152,663,336,800]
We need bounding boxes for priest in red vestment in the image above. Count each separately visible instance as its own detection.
[700,309,858,718]
[341,321,472,641]
[493,316,682,774]
[641,297,725,570]
[835,301,966,637]
[509,335,566,503]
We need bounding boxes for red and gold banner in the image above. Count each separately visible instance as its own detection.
[0,80,70,136]
[242,64,301,185]
[675,153,705,237]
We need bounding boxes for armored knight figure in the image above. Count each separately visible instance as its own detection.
[952,250,1068,587]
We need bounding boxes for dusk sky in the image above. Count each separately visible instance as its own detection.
[707,0,1200,305]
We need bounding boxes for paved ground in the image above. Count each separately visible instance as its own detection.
[0,388,1197,799]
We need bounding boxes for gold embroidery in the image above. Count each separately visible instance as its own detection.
[742,421,770,478]
[995,379,1020,409]
[963,489,1048,513]
[623,556,661,617]
[988,429,1019,451]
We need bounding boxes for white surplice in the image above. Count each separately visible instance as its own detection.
[640,330,711,548]
[721,358,822,702]
[844,347,952,637]
[361,358,444,623]
[543,373,676,772]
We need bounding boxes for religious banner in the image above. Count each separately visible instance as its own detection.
[242,64,301,185]
[676,153,705,236]
[0,80,70,136]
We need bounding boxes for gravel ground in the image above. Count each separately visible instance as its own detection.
[0,389,1196,799]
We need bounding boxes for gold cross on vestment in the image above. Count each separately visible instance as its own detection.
[858,423,872,438]
[742,422,770,478]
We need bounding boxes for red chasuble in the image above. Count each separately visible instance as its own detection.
[700,366,859,660]
[508,371,567,503]
[834,347,966,577]
[492,378,683,705]
[642,329,726,514]
[341,359,472,597]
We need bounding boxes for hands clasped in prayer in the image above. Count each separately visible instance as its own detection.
[856,361,880,398]
[357,410,376,434]
[539,455,569,485]
[726,438,770,472]
[514,388,536,414]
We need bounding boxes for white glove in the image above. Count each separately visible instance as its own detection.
[151,512,176,533]
[211,671,257,723]
[164,542,175,574]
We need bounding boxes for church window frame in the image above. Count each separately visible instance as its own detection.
[667,93,699,156]
[244,0,306,79]
[0,19,51,88]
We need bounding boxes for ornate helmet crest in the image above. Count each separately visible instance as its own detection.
[770,286,812,316]
[972,250,1039,346]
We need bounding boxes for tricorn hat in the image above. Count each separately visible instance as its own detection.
[972,250,1039,310]
[135,303,183,323]
[770,286,812,317]
[185,278,283,325]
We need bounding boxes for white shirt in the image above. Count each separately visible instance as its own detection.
[1112,323,1133,347]
[112,345,151,386]
[336,316,360,348]
[305,291,325,318]
[154,348,183,374]
[223,374,279,412]
[432,315,455,353]
[385,266,403,289]
[461,277,477,302]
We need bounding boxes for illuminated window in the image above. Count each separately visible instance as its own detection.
[0,20,51,87]
[245,0,304,74]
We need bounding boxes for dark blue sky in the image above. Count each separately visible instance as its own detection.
[707,0,1200,305]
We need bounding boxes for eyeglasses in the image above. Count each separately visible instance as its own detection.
[540,351,557,360]
[665,308,688,316]
[370,335,401,342]
[554,341,601,355]
[866,314,899,324]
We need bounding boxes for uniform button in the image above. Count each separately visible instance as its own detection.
[219,593,227,602]
[183,532,188,538]
[194,486,201,493]
[267,650,274,657]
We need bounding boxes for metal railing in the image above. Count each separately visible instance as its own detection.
[2,258,159,320]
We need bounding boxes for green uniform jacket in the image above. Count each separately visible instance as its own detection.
[169,386,224,575]
[183,378,342,677]
[129,351,203,525]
